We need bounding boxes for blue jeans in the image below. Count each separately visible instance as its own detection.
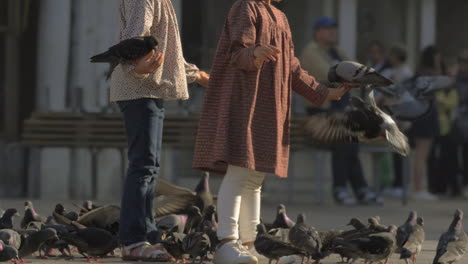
[117,98,164,246]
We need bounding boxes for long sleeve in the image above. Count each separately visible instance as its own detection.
[291,44,329,106]
[120,0,155,79]
[184,60,200,84]
[227,1,259,72]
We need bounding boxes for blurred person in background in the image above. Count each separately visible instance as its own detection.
[300,17,380,205]
[454,50,468,198]
[408,45,443,201]
[380,44,414,198]
[367,40,391,74]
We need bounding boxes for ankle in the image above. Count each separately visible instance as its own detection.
[242,241,254,249]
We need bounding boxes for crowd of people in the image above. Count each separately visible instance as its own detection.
[299,16,468,205]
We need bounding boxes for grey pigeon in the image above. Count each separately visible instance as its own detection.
[60,227,118,261]
[254,224,305,264]
[272,204,295,229]
[399,213,425,264]
[184,206,203,234]
[182,232,210,264]
[433,209,468,264]
[156,214,187,234]
[18,228,58,258]
[0,209,20,230]
[317,230,342,260]
[328,61,393,87]
[304,90,410,156]
[288,214,322,263]
[368,217,388,232]
[90,36,158,80]
[397,211,418,250]
[268,228,290,243]
[0,230,21,250]
[154,173,214,218]
[21,202,46,229]
[0,241,19,263]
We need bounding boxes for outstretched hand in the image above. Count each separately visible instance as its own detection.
[327,83,352,101]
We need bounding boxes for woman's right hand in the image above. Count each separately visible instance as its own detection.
[253,44,281,68]
[133,50,164,75]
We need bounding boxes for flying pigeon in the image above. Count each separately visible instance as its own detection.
[328,61,394,87]
[0,209,20,230]
[90,36,158,80]
[254,224,305,264]
[304,90,410,156]
[433,209,468,264]
[288,214,322,263]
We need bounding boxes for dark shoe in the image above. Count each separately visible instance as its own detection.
[334,188,357,206]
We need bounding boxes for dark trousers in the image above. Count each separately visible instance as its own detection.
[392,153,403,188]
[117,98,164,246]
[429,135,459,195]
[331,143,368,192]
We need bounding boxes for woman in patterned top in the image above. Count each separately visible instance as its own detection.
[193,0,349,263]
[112,0,209,262]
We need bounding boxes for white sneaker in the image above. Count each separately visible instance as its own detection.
[213,240,258,264]
[248,248,296,264]
[412,191,439,201]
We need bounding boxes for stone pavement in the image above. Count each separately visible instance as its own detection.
[1,198,467,264]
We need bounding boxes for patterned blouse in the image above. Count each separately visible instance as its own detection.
[110,0,199,102]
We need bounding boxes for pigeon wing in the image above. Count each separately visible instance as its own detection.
[154,195,195,218]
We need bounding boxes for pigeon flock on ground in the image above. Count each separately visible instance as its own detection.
[0,173,467,264]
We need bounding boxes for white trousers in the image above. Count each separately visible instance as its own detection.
[217,165,266,243]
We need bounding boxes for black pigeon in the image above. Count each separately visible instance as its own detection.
[90,36,158,80]
[60,227,118,261]
[147,230,166,246]
[39,225,74,258]
[156,214,187,234]
[77,205,120,235]
[304,91,410,156]
[255,224,305,264]
[161,232,186,262]
[0,209,20,229]
[288,214,322,263]
[154,172,214,218]
[0,241,19,263]
[184,206,203,234]
[196,205,219,252]
[54,204,79,224]
[182,232,210,264]
[18,228,58,258]
[272,204,295,229]
[433,209,468,264]
[317,230,342,260]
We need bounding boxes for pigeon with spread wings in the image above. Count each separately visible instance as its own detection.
[304,61,410,156]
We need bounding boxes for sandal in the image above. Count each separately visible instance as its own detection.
[121,242,173,262]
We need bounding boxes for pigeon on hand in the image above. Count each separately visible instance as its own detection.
[288,214,322,263]
[304,90,410,156]
[328,61,394,87]
[272,204,295,229]
[0,209,20,230]
[433,209,468,264]
[18,228,58,258]
[181,232,210,264]
[0,241,19,264]
[60,227,118,262]
[90,36,158,80]
[255,224,305,264]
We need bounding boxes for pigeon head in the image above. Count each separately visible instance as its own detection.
[204,205,216,216]
[296,213,306,224]
[347,218,366,230]
[187,206,201,217]
[54,204,66,214]
[406,211,418,225]
[194,172,210,194]
[368,217,380,226]
[0,232,11,244]
[24,201,33,210]
[276,204,286,214]
[453,209,464,230]
[256,224,267,235]
[143,36,158,50]
[3,209,19,218]
[387,225,398,234]
[417,216,424,226]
